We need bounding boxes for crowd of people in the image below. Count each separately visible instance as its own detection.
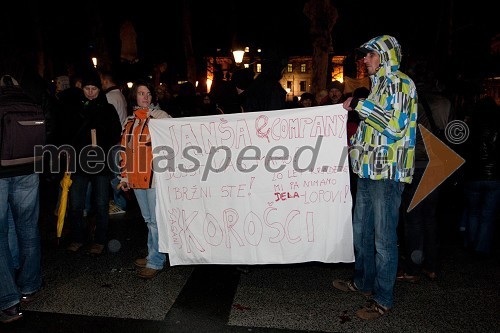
[1,34,498,324]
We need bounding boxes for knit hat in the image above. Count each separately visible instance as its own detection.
[81,70,101,89]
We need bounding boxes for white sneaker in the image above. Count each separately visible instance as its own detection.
[109,202,126,215]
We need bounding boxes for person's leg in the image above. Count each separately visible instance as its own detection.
[372,180,404,309]
[476,180,500,254]
[422,187,440,274]
[403,206,424,275]
[7,205,19,270]
[464,181,481,250]
[349,166,357,212]
[84,182,92,217]
[144,188,166,269]
[134,189,165,270]
[134,189,150,262]
[68,174,89,244]
[109,146,127,211]
[9,173,42,295]
[458,186,469,248]
[110,175,127,209]
[0,178,21,311]
[353,178,375,294]
[91,175,110,245]
[401,169,423,276]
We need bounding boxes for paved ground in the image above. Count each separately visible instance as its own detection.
[2,179,499,332]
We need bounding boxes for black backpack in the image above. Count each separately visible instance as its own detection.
[0,75,46,167]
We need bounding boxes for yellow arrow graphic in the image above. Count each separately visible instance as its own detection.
[408,125,466,212]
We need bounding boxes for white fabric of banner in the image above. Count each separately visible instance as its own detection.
[148,105,354,266]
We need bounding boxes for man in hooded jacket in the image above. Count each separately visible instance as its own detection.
[333,35,418,320]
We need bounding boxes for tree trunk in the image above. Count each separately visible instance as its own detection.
[303,0,338,95]
[182,0,197,85]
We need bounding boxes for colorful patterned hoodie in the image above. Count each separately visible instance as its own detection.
[349,35,418,183]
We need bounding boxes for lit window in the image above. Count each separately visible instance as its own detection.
[287,81,292,89]
[257,63,262,73]
[300,64,306,73]
[287,64,293,72]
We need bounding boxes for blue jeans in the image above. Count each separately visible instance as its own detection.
[84,182,92,216]
[353,178,405,309]
[463,180,500,254]
[0,173,42,310]
[56,182,92,216]
[134,188,166,270]
[7,206,19,270]
[109,146,127,210]
[69,174,109,245]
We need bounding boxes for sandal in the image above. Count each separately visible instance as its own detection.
[333,279,372,297]
[356,300,390,320]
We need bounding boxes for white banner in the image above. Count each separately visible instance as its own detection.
[149,105,354,266]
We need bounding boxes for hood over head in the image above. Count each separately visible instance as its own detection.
[358,35,402,73]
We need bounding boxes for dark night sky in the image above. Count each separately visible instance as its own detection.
[1,0,497,81]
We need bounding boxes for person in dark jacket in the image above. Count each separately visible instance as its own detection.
[461,96,500,257]
[230,67,254,112]
[60,70,122,256]
[243,56,287,112]
[0,74,43,323]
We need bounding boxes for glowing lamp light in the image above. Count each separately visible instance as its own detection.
[127,82,133,88]
[206,78,213,93]
[232,50,245,64]
[91,57,97,68]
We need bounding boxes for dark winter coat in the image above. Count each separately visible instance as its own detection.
[58,92,122,175]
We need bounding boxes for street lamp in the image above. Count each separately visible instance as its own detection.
[232,50,245,64]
